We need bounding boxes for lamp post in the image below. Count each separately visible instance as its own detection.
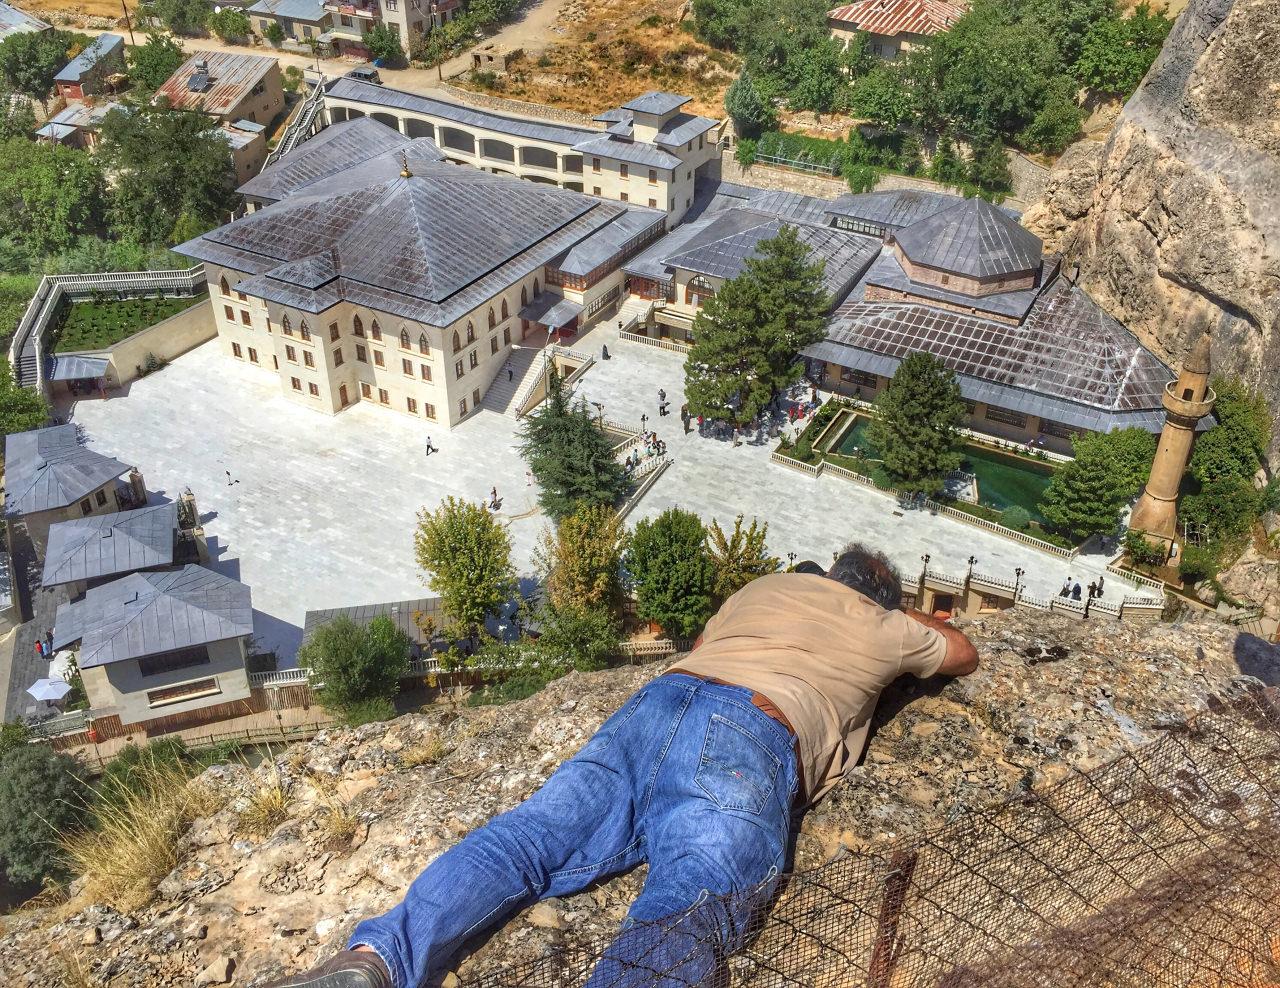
[787,551,797,571]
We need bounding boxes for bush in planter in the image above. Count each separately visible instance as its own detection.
[792,437,813,462]
[1001,505,1032,531]
[1178,546,1218,585]
[1123,529,1166,570]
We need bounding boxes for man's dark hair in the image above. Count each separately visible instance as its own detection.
[792,560,826,576]
[826,543,903,610]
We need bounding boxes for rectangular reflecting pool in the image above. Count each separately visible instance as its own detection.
[829,415,1056,523]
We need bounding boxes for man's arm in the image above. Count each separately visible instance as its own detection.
[905,608,979,677]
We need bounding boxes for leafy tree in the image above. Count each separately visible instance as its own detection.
[0,29,81,112]
[625,508,716,638]
[1075,3,1172,96]
[0,721,30,762]
[536,502,628,612]
[414,496,517,638]
[724,70,774,140]
[1189,377,1271,485]
[1015,78,1084,155]
[1123,528,1166,569]
[364,23,405,65]
[0,357,48,436]
[839,30,875,79]
[0,138,105,259]
[208,6,252,40]
[534,602,622,674]
[97,108,238,246]
[0,745,87,886]
[1179,476,1261,549]
[1039,433,1129,541]
[1092,427,1157,495]
[40,235,186,275]
[0,83,34,141]
[1177,544,1219,584]
[866,352,966,495]
[127,33,187,92]
[263,20,286,46]
[849,65,916,128]
[685,225,828,425]
[298,615,412,713]
[788,38,844,114]
[706,514,778,600]
[151,0,212,35]
[518,368,628,521]
[968,135,1012,196]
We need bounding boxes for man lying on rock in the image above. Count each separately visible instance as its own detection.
[267,542,979,988]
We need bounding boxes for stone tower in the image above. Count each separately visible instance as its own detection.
[1129,330,1216,544]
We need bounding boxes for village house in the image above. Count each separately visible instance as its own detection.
[0,0,47,42]
[827,0,966,59]
[316,0,460,59]
[247,0,331,44]
[157,50,284,127]
[53,33,125,101]
[34,99,122,149]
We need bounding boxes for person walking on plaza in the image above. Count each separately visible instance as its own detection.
[424,437,437,457]
[1097,575,1105,598]
[263,546,979,988]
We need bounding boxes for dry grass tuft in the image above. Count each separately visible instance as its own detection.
[63,759,221,913]
[240,765,291,839]
[318,803,360,847]
[60,950,97,988]
[399,734,446,768]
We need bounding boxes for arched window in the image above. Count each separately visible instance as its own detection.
[500,298,509,320]
[452,330,461,353]
[521,286,528,306]
[466,322,476,344]
[487,307,496,329]
[400,328,410,349]
[219,277,230,297]
[533,277,541,296]
[370,320,382,341]
[353,314,364,337]
[418,333,429,354]
[282,313,292,334]
[299,320,311,341]
[686,275,717,308]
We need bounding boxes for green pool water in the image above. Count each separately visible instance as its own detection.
[831,416,1055,522]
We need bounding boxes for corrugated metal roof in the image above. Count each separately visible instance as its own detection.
[54,33,124,83]
[247,0,327,21]
[519,294,582,328]
[158,50,277,116]
[0,1,48,39]
[622,91,690,116]
[303,596,444,645]
[825,189,968,230]
[826,0,966,37]
[570,135,682,170]
[654,112,719,148]
[551,206,664,276]
[3,424,131,518]
[42,502,178,588]
[893,198,1042,279]
[52,565,253,668]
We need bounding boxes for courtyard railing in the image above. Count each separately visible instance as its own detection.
[1106,560,1167,592]
[512,345,595,417]
[619,330,691,353]
[27,709,90,739]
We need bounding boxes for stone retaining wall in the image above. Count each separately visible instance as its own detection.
[434,83,600,129]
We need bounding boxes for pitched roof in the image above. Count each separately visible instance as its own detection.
[570,135,682,170]
[42,502,178,588]
[825,189,972,231]
[622,91,691,116]
[892,197,1042,279]
[654,111,719,148]
[52,565,253,668]
[0,1,48,39]
[826,0,966,37]
[157,50,277,116]
[303,596,444,646]
[3,425,131,518]
[246,0,327,21]
[54,33,124,83]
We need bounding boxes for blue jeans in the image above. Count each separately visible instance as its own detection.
[350,674,799,988]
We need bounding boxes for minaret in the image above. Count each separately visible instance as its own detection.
[1129,329,1216,544]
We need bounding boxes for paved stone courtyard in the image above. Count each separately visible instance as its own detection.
[69,333,1154,662]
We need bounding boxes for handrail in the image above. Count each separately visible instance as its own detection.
[619,330,691,352]
[513,345,593,418]
[1106,561,1166,592]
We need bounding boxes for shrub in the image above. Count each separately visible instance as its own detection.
[263,20,284,46]
[843,161,879,193]
[1001,505,1032,531]
[0,745,86,887]
[298,614,411,716]
[339,696,397,727]
[1178,546,1219,584]
[734,137,756,166]
[1124,529,1166,569]
[468,669,561,706]
[0,721,30,762]
[535,601,623,674]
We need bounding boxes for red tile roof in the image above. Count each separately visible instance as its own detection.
[827,0,966,37]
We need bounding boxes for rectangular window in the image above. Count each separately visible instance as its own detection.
[620,192,628,202]
[147,677,220,708]
[80,498,93,515]
[286,345,297,362]
[329,322,340,342]
[419,363,431,380]
[240,310,252,326]
[592,157,600,173]
[95,489,107,506]
[459,397,467,416]
[402,357,413,375]
[839,367,877,388]
[303,351,315,368]
[472,387,480,407]
[291,377,302,391]
[648,168,656,185]
[248,347,258,363]
[356,344,367,362]
[378,388,389,405]
[374,350,385,367]
[138,646,210,678]
[455,360,464,379]
[360,382,372,398]
[232,342,243,358]
[489,337,498,355]
[407,397,417,413]
[223,305,235,321]
[424,402,436,420]
[984,406,1028,428]
[469,350,478,369]
[334,347,344,367]
[648,198,657,209]
[593,186,601,196]
[308,382,319,396]
[619,163,628,180]
[1039,418,1085,439]
[266,318,273,333]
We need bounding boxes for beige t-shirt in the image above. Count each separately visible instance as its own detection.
[671,573,948,805]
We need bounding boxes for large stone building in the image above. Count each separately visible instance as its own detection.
[827,0,967,59]
[321,82,724,224]
[179,117,666,427]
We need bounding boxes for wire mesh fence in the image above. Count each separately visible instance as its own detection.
[467,683,1280,988]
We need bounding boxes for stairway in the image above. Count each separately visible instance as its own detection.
[265,84,326,169]
[15,332,39,388]
[617,294,654,333]
[483,344,552,417]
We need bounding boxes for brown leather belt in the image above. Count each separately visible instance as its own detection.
[667,668,805,801]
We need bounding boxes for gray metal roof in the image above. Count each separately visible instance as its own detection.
[35,121,76,141]
[54,33,123,83]
[551,206,664,276]
[519,294,582,328]
[42,502,178,588]
[622,91,690,116]
[3,425,131,518]
[49,355,110,380]
[0,1,47,38]
[247,0,328,21]
[52,565,253,668]
[893,197,1042,279]
[324,76,597,148]
[654,112,719,148]
[824,189,973,231]
[238,115,439,202]
[862,250,1045,322]
[303,596,444,646]
[570,135,681,170]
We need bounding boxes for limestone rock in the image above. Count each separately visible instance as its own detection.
[194,955,235,986]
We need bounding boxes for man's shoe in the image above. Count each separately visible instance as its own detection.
[262,950,393,988]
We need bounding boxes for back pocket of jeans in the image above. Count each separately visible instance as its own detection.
[694,714,780,814]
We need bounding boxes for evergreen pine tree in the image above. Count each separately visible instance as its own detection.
[724,70,774,139]
[684,225,828,425]
[866,352,966,495]
[1038,436,1129,542]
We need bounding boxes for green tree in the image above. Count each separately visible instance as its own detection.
[0,745,87,886]
[535,502,628,612]
[685,225,828,425]
[298,615,412,714]
[1092,427,1157,496]
[1015,78,1084,155]
[414,496,517,638]
[723,70,774,140]
[839,30,875,78]
[0,138,105,259]
[1038,433,1129,541]
[1075,4,1172,96]
[151,0,212,35]
[533,602,622,674]
[849,65,916,128]
[0,29,80,112]
[706,514,778,600]
[967,134,1011,196]
[0,357,48,435]
[626,508,716,638]
[364,22,405,65]
[263,20,286,46]
[127,33,187,92]
[1179,475,1261,549]
[1189,377,1271,485]
[866,352,966,495]
[97,108,238,246]
[0,82,34,140]
[518,369,628,521]
[208,6,252,40]
[0,721,30,762]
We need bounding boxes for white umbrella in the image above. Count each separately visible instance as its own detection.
[27,678,72,702]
